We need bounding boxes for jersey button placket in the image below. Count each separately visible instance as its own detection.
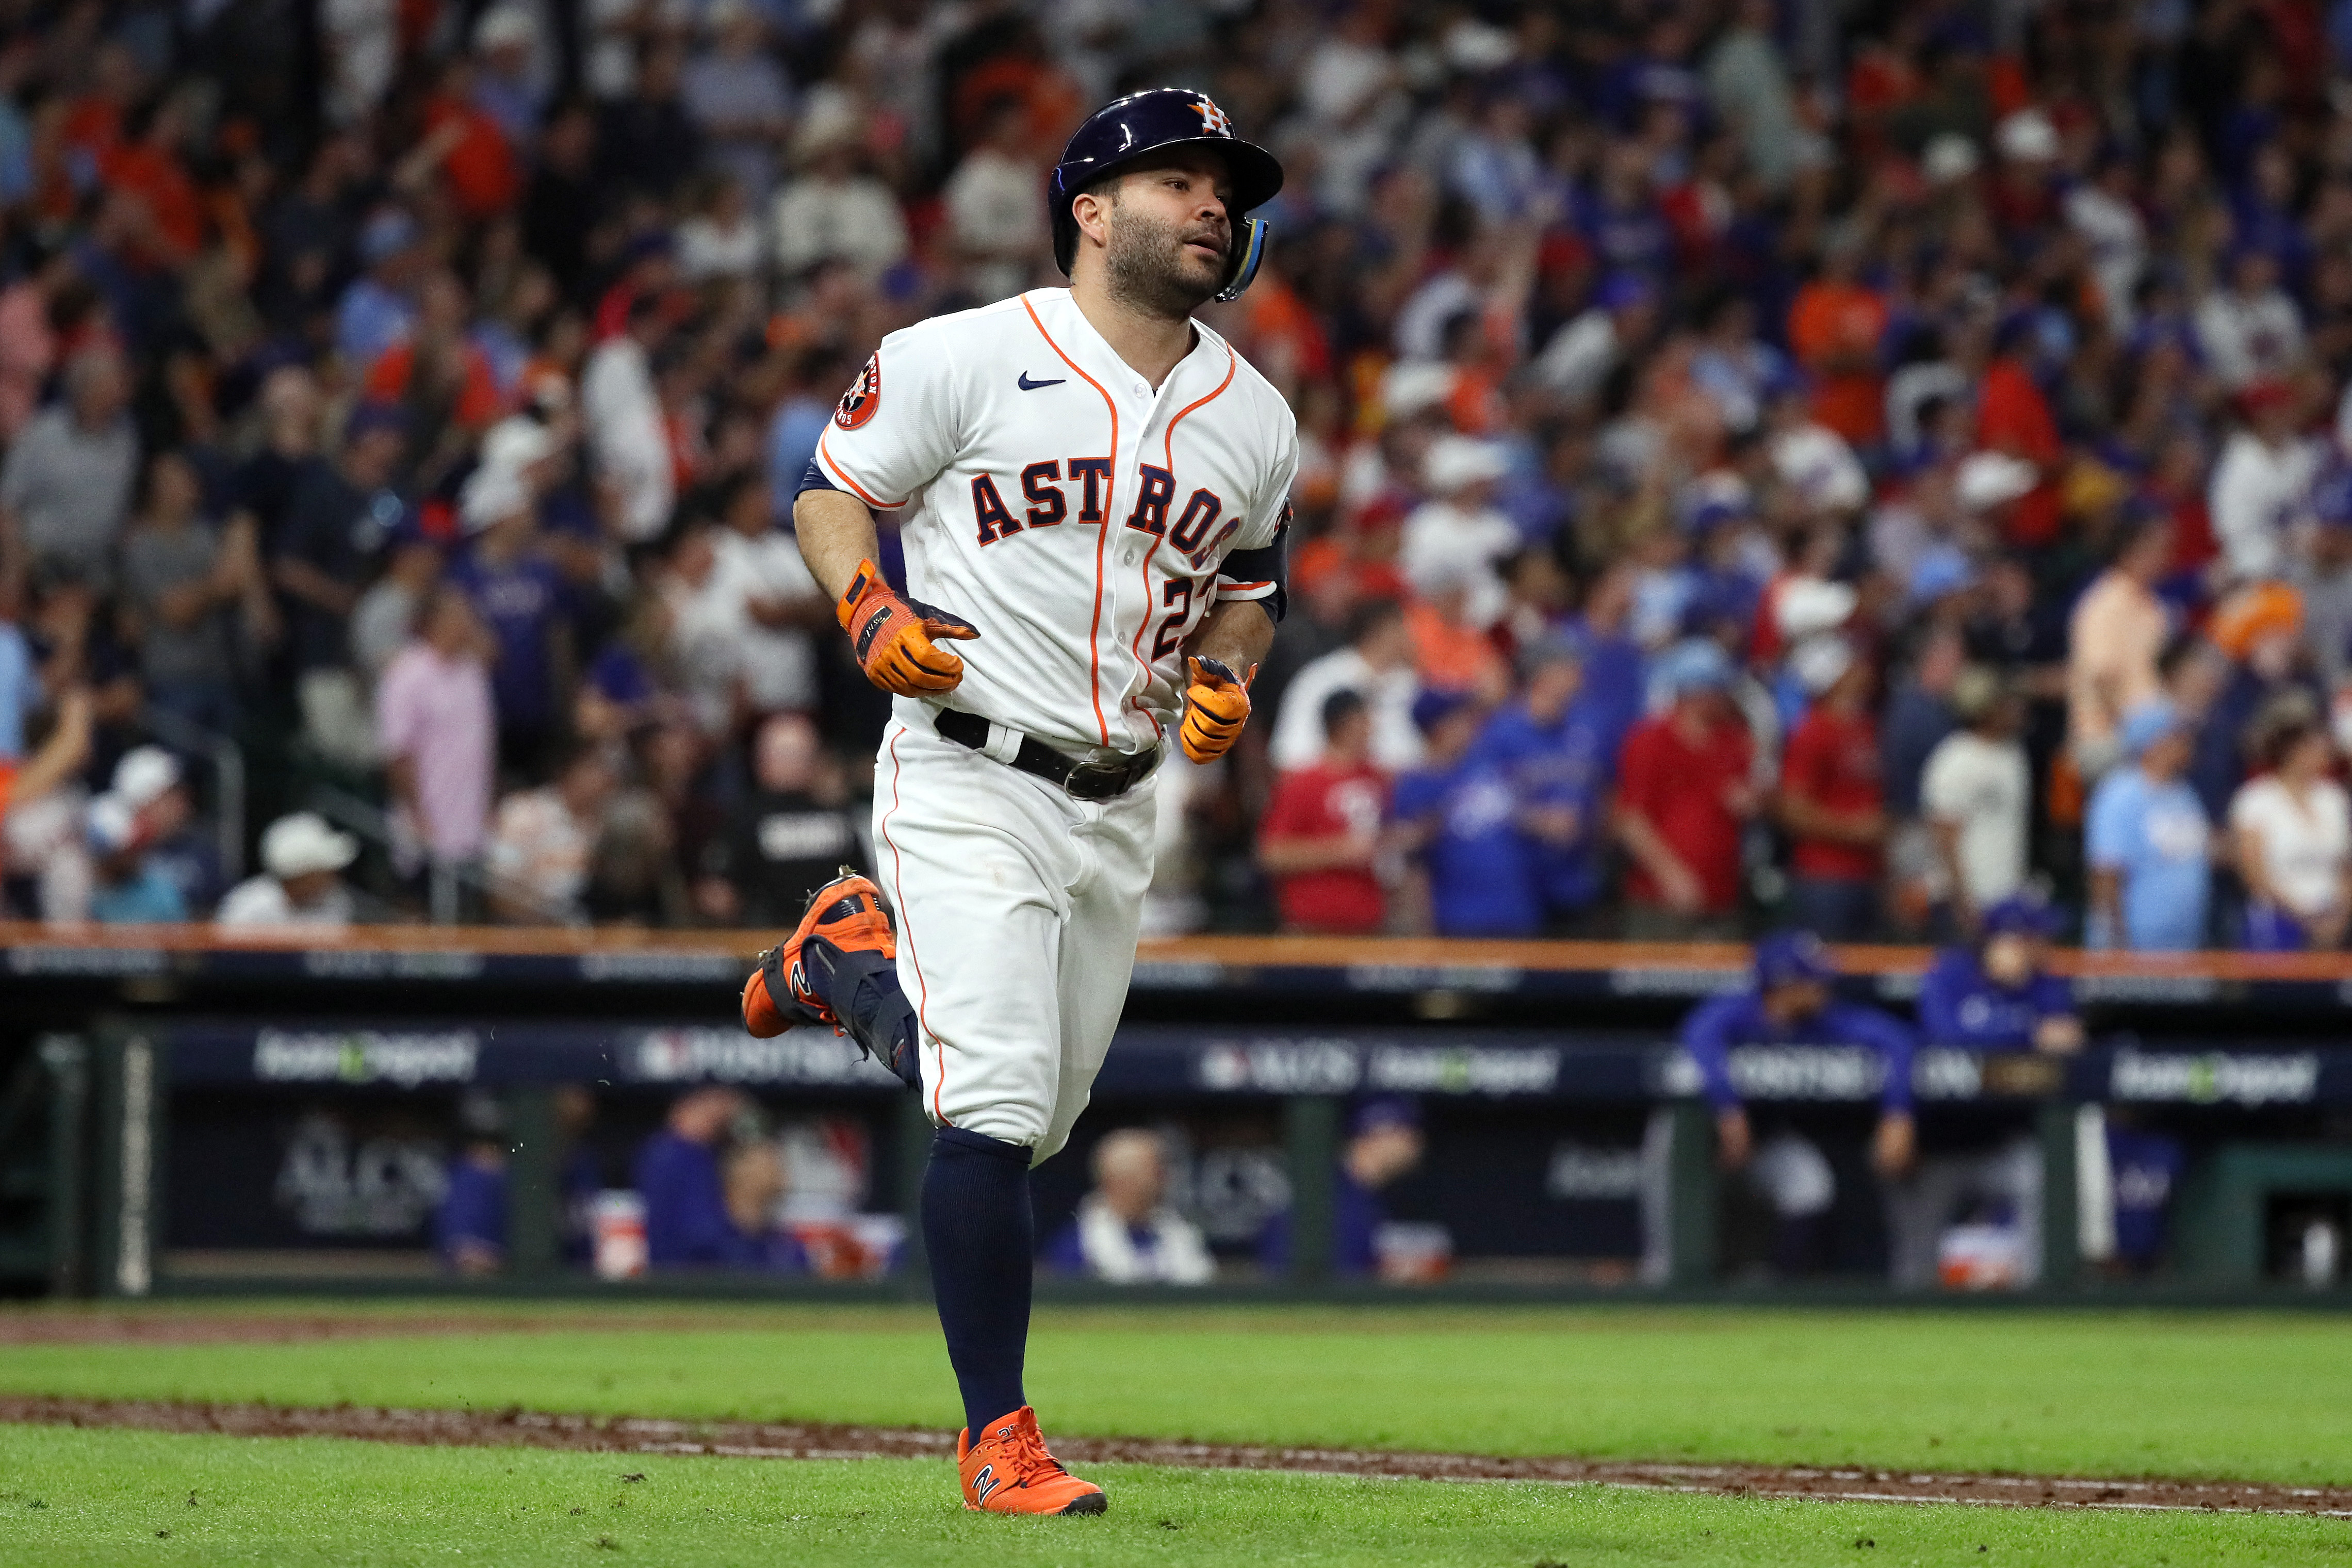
[1120,377,1182,724]
[1101,377,1150,748]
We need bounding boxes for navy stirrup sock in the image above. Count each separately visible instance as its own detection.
[805,937,920,1087]
[922,1126,1034,1435]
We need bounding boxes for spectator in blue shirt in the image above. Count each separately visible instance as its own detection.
[1917,893,2083,1053]
[84,792,190,923]
[0,602,33,761]
[635,1087,796,1271]
[1257,1098,1426,1278]
[1565,564,1647,761]
[1472,633,1614,928]
[765,350,841,522]
[335,208,424,371]
[451,427,569,776]
[2086,699,2212,951]
[1394,689,1541,936]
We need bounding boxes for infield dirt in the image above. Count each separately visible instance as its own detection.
[5,1393,2345,1520]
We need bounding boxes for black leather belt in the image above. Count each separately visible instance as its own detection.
[930,709,1161,802]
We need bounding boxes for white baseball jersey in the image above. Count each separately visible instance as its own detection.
[812,287,1298,756]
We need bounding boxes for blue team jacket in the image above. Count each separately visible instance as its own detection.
[1679,989,1918,1112]
[1916,949,2077,1050]
[634,1131,763,1269]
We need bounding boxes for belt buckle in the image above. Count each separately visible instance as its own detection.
[1062,745,1159,802]
[1062,762,1124,802]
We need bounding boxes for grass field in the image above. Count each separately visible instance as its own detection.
[6,1426,2345,1567]
[4,1302,2349,1565]
[3,1303,2347,1483]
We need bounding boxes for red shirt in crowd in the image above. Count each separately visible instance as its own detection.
[97,141,206,263]
[424,94,520,221]
[1975,356,2063,547]
[363,339,503,429]
[1779,704,1884,883]
[1788,279,1889,446]
[1260,761,1389,934]
[1617,707,1753,913]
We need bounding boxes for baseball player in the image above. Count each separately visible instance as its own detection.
[737,88,1293,1516]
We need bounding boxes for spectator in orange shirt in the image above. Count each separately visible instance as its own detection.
[1787,234,1889,447]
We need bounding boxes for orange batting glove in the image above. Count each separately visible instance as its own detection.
[1180,656,1255,764]
[836,558,979,696]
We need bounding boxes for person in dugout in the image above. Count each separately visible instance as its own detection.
[1256,1097,1427,1278]
[1890,893,2085,1288]
[634,1087,805,1272]
[1918,893,2084,1054]
[1678,930,1917,1275]
[434,1085,606,1272]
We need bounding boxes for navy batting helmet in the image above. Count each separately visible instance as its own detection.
[1049,87,1284,303]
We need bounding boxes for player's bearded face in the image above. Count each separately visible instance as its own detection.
[1103,179,1228,318]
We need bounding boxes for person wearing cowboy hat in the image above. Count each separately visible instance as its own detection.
[215,812,361,930]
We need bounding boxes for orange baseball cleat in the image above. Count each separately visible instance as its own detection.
[957,1407,1106,1515]
[740,869,897,1038]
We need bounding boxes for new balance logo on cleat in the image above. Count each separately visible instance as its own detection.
[738,869,897,1040]
[957,1407,1106,1515]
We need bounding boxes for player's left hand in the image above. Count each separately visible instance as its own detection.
[1180,656,1255,764]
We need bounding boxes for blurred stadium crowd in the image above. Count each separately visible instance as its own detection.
[9,0,2352,948]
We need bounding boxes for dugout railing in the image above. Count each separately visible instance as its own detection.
[5,924,2351,1302]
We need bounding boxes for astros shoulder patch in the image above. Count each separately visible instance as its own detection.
[835,352,882,430]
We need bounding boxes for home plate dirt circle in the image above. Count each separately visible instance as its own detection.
[5,1395,2347,1519]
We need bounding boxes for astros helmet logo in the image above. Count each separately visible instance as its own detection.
[1192,96,1232,137]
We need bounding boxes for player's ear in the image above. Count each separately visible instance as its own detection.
[1071,185,1114,257]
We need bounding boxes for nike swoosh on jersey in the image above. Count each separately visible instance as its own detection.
[1016,372,1066,390]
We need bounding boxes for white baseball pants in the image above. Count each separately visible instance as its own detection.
[871,709,1157,1163]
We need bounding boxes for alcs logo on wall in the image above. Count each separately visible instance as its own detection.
[252,1030,481,1088]
[273,1112,450,1238]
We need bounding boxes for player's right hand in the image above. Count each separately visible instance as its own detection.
[836,558,979,696]
[1714,1106,1752,1170]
